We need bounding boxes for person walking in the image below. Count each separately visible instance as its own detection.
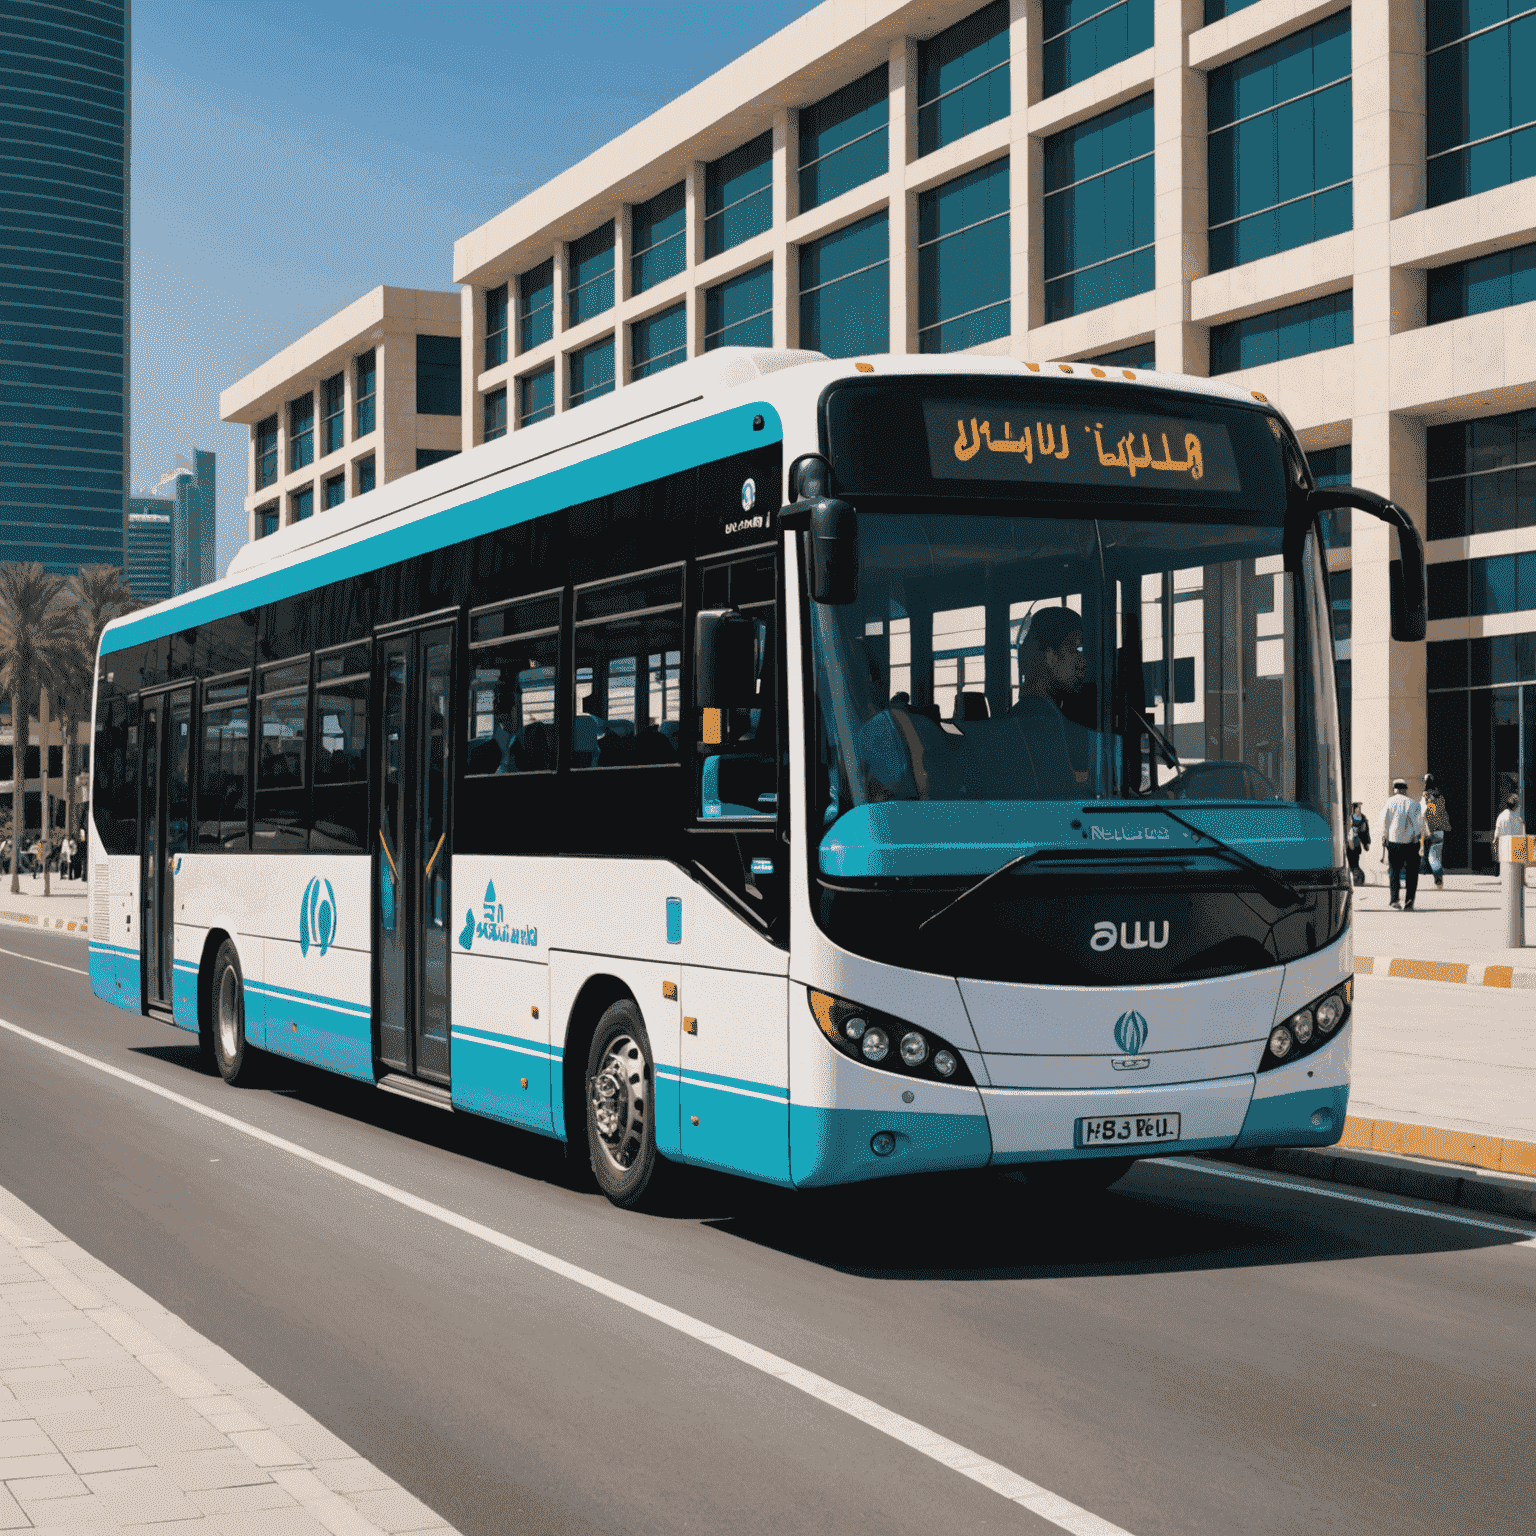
[1347,802,1370,886]
[1380,777,1424,910]
[1420,774,1450,889]
[1493,794,1525,876]
[59,833,76,882]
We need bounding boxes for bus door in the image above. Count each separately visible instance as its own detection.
[375,622,454,1083]
[139,686,192,1010]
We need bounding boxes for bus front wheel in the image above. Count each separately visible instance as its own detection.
[210,940,258,1086]
[585,1000,662,1208]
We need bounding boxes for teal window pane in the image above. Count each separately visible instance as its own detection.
[256,415,277,489]
[569,336,615,407]
[918,158,1010,352]
[705,131,773,258]
[799,66,888,211]
[292,487,312,522]
[1084,340,1156,369]
[416,334,461,416]
[704,262,773,349]
[917,0,1010,153]
[1042,0,1152,100]
[484,385,506,441]
[485,284,508,369]
[631,182,686,295]
[519,259,554,350]
[799,211,889,357]
[257,503,278,538]
[321,372,344,455]
[518,364,554,426]
[631,302,687,379]
[1205,0,1261,19]
[323,474,344,510]
[1209,289,1353,374]
[1427,8,1536,206]
[289,393,313,470]
[416,448,459,471]
[355,351,375,437]
[569,225,615,325]
[1427,406,1536,541]
[356,456,375,495]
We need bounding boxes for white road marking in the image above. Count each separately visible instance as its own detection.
[1165,1158,1536,1247]
[0,943,88,977]
[0,1014,1132,1536]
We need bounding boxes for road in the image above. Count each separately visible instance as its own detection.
[0,924,1531,1536]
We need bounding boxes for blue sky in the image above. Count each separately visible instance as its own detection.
[130,0,821,575]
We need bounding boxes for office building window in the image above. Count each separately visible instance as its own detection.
[520,259,555,351]
[1427,408,1536,540]
[323,472,344,510]
[1043,0,1152,100]
[1208,12,1352,273]
[288,393,314,471]
[1205,0,1261,20]
[569,224,615,325]
[292,486,313,523]
[632,183,686,295]
[631,303,687,380]
[355,455,375,495]
[569,336,615,407]
[256,501,278,538]
[1044,94,1154,323]
[1210,289,1353,373]
[1310,443,1352,549]
[1084,341,1156,369]
[417,448,460,470]
[486,284,508,368]
[705,263,773,350]
[519,364,555,426]
[705,132,773,258]
[484,386,507,441]
[800,211,889,357]
[1428,551,1536,620]
[256,415,277,488]
[355,350,376,437]
[799,66,888,212]
[918,157,1010,352]
[1427,4,1536,207]
[918,1,1010,154]
[1428,240,1536,324]
[321,372,344,456]
[416,335,461,415]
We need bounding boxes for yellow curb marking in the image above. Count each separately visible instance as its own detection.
[1339,1114,1536,1179]
[1356,954,1534,988]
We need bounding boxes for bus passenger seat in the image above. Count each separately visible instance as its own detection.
[954,692,990,722]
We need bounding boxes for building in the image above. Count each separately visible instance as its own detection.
[220,287,461,545]
[125,494,173,603]
[227,0,1536,866]
[0,0,130,575]
[164,447,215,594]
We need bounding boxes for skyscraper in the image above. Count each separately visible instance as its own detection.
[125,494,171,602]
[0,0,130,575]
[162,448,215,594]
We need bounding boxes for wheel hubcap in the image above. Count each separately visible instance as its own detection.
[217,967,239,1061]
[588,1034,647,1173]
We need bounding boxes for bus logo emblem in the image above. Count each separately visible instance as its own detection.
[299,878,337,958]
[741,478,756,512]
[1113,1011,1148,1054]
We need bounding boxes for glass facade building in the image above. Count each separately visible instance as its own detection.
[125,500,172,603]
[0,0,129,574]
[799,212,889,357]
[568,337,615,407]
[1210,290,1353,373]
[1428,240,1536,324]
[1043,0,1152,99]
[917,157,1009,352]
[705,132,773,259]
[631,303,686,379]
[917,0,1009,154]
[799,67,888,212]
[705,264,773,351]
[631,184,686,295]
[568,225,615,326]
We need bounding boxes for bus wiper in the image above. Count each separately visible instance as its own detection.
[1128,702,1180,772]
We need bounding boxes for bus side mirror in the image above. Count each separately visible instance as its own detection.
[694,609,759,709]
[780,497,858,604]
[1306,487,1426,642]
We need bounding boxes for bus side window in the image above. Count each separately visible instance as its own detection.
[697,554,777,822]
[200,673,251,851]
[253,658,310,851]
[312,647,369,851]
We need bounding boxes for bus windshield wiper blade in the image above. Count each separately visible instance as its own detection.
[1129,703,1180,772]
[1108,804,1304,908]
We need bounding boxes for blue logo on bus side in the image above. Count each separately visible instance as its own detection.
[459,880,536,952]
[299,877,337,958]
[1113,1010,1149,1054]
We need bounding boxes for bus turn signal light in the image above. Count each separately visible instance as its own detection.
[807,989,974,1086]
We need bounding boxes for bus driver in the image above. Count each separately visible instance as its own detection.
[1008,606,1090,798]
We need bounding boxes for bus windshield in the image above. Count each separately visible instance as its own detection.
[810,506,1343,879]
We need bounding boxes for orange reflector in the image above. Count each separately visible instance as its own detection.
[1024,362,1040,372]
[1091,367,1106,377]
[1059,363,1074,373]
[855,361,874,372]
[1251,391,1268,402]
[702,707,723,745]
[663,980,678,1000]
[1122,369,1136,379]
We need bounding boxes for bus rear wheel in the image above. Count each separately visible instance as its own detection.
[210,940,259,1086]
[585,1000,661,1208]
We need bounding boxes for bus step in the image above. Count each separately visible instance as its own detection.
[376,1073,454,1111]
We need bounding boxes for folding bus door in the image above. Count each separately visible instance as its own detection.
[138,686,192,1010]
[374,623,455,1083]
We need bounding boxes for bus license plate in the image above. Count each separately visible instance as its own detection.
[1076,1112,1180,1148]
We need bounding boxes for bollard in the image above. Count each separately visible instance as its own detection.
[1503,861,1525,949]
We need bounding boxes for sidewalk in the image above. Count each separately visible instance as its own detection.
[0,1183,458,1536]
[1352,869,1535,984]
[0,876,89,940]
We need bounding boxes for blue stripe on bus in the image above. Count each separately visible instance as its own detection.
[673,1077,792,1187]
[657,1063,789,1100]
[452,1023,561,1060]
[252,985,374,1082]
[100,404,783,656]
[88,943,141,1017]
[247,979,370,1018]
[90,939,136,957]
[449,1030,555,1137]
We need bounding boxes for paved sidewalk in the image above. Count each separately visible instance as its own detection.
[1353,870,1534,983]
[0,1184,458,1536]
[0,877,89,940]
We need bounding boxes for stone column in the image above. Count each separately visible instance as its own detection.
[889,36,918,354]
[1153,0,1207,374]
[553,243,571,411]
[1008,1,1035,346]
[774,108,795,349]
[685,160,706,357]
[612,212,629,390]
[462,283,482,448]
[246,423,259,543]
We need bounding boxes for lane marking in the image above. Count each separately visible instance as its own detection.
[0,1014,1132,1536]
[1165,1159,1536,1247]
[0,944,89,977]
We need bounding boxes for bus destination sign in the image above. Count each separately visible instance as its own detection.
[922,401,1242,493]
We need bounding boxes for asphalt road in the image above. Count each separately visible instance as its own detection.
[1,924,1532,1536]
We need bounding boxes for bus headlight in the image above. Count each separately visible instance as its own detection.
[806,990,974,1085]
[1260,983,1350,1071]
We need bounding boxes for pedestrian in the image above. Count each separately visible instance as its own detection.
[1379,776,1424,910]
[1493,793,1524,876]
[1347,801,1370,886]
[1420,774,1450,889]
[60,833,76,881]
[73,837,85,881]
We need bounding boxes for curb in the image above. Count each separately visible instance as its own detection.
[1355,954,1536,988]
[0,908,89,938]
[1336,1112,1536,1178]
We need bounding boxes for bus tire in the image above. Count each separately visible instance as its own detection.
[585,1000,661,1208]
[210,939,259,1086]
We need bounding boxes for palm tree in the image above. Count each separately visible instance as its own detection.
[0,563,72,895]
[59,566,139,866]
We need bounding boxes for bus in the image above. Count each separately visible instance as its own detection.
[87,350,1425,1208]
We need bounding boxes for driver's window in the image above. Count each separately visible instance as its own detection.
[697,554,776,821]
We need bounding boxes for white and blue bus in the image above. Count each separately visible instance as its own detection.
[87,351,1425,1207]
